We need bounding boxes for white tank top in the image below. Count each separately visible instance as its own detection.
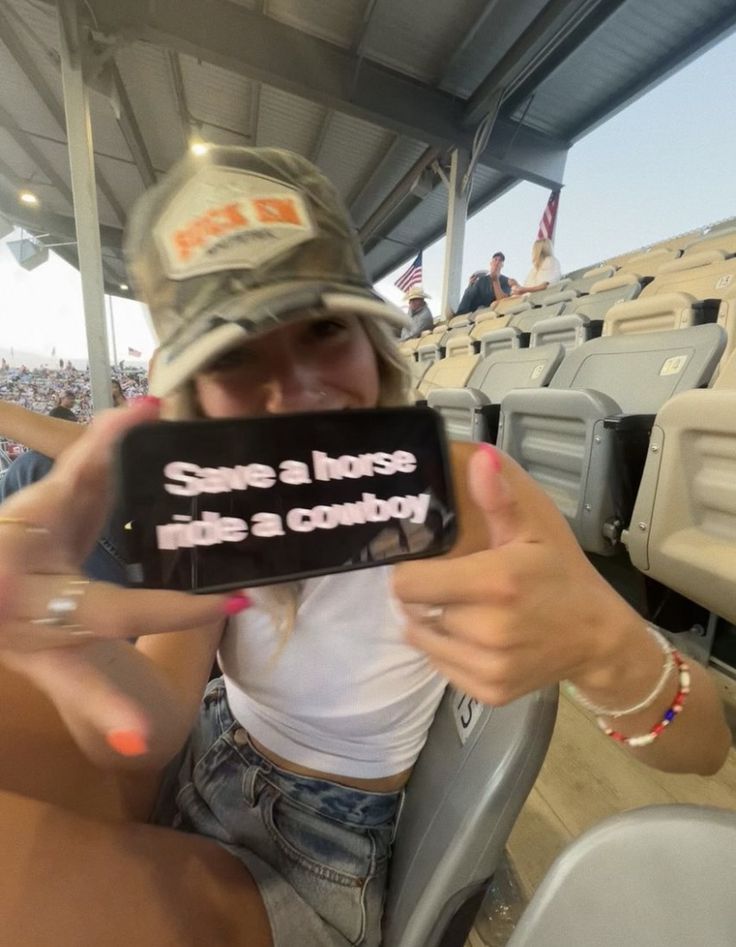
[218,567,447,778]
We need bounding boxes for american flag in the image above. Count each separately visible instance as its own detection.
[127,346,142,358]
[394,252,423,293]
[537,190,560,241]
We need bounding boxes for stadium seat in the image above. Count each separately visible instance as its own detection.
[562,264,616,296]
[497,324,726,555]
[530,313,600,351]
[474,326,525,353]
[469,310,511,342]
[427,343,565,442]
[505,805,736,947]
[683,224,736,258]
[491,296,534,317]
[382,685,558,947]
[509,300,567,334]
[609,254,736,369]
[571,271,643,323]
[416,337,481,399]
[621,246,682,276]
[625,348,736,625]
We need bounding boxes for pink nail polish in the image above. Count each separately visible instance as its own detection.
[106,730,148,757]
[478,443,502,473]
[223,593,252,616]
[131,396,162,409]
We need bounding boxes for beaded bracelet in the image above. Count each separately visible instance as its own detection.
[596,651,691,747]
[564,625,674,718]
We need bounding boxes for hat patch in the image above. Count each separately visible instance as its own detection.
[155,166,315,279]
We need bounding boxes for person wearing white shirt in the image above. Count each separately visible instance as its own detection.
[511,238,562,295]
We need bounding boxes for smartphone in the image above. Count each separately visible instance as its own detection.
[117,406,457,593]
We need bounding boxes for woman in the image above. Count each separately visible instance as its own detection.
[0,148,729,947]
[511,237,562,295]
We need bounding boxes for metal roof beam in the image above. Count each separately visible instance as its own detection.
[167,51,193,151]
[109,62,157,187]
[52,0,567,189]
[462,0,608,127]
[0,5,126,223]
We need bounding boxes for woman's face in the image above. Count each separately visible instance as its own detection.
[193,312,381,419]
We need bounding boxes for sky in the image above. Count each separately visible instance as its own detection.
[1,28,735,363]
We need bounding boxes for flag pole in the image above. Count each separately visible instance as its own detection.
[106,293,119,369]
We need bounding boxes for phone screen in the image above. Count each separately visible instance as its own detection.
[117,406,456,592]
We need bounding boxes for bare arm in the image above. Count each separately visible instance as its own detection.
[0,401,83,457]
[393,442,730,776]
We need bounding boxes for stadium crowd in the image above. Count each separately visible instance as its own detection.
[0,363,148,425]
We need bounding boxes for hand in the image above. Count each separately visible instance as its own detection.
[0,400,246,754]
[393,445,642,706]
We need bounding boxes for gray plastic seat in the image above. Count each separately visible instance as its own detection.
[383,685,558,947]
[530,313,597,351]
[506,805,736,947]
[509,301,566,334]
[625,349,736,626]
[427,343,565,442]
[498,324,727,554]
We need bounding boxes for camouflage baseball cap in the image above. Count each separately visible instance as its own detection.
[124,146,407,396]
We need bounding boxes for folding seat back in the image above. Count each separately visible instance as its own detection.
[491,296,533,317]
[498,324,727,554]
[563,264,616,296]
[525,278,572,307]
[622,247,682,277]
[530,314,598,351]
[509,301,566,334]
[475,326,524,354]
[571,272,643,323]
[506,806,736,947]
[416,341,479,399]
[469,311,511,341]
[626,348,736,624]
[626,254,736,367]
[382,685,558,947]
[427,344,565,442]
[683,225,736,258]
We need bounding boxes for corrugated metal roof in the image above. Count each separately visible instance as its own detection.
[0,0,734,295]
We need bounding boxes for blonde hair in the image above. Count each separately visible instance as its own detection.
[532,238,553,270]
[154,313,411,653]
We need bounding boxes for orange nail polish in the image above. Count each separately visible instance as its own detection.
[106,730,148,757]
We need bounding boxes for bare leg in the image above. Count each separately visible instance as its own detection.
[0,664,157,820]
[0,789,273,947]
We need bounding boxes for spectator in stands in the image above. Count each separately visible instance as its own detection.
[0,147,729,947]
[49,390,77,421]
[111,378,127,407]
[456,252,516,314]
[511,238,562,296]
[401,285,434,339]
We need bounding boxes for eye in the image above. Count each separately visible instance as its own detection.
[306,317,349,341]
[204,345,256,373]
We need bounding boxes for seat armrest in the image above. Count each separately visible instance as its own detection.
[603,414,656,432]
[428,387,492,442]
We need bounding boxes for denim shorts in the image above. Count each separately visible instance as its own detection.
[152,678,403,947]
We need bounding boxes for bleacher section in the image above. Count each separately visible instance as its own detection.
[408,215,736,669]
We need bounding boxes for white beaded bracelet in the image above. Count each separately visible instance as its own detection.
[564,625,676,719]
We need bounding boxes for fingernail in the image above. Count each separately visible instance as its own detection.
[223,592,252,616]
[130,396,162,409]
[478,443,502,473]
[106,730,148,757]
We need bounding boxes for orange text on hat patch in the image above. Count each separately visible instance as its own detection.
[173,197,305,262]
